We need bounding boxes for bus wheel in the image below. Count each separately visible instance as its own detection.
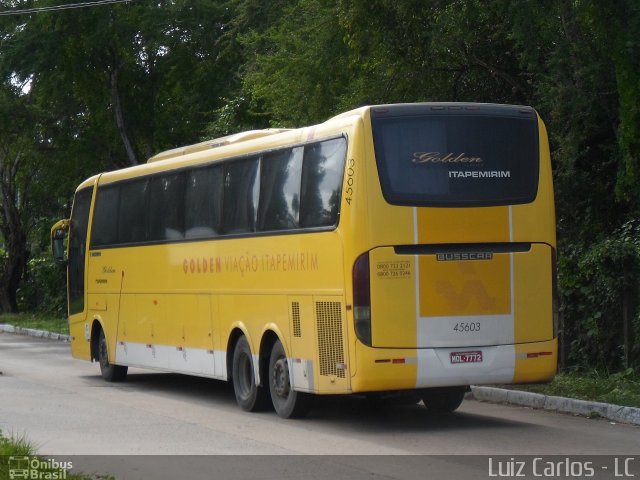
[98,329,128,382]
[421,386,466,413]
[268,339,309,419]
[232,336,267,412]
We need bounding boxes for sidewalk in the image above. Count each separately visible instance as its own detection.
[2,323,639,426]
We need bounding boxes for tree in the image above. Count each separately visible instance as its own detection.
[5,0,239,168]
[233,0,351,126]
[0,84,37,312]
[0,0,244,312]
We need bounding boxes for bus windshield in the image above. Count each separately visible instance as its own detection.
[371,105,540,207]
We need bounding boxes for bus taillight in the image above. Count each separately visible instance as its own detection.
[353,252,371,346]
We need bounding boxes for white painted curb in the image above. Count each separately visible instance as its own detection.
[0,323,71,342]
[472,386,640,426]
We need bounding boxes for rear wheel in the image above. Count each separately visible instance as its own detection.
[269,339,309,418]
[421,386,466,413]
[98,329,128,382]
[232,336,267,411]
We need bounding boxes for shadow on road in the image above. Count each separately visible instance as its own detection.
[78,370,528,434]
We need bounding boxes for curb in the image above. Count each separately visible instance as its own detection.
[0,323,71,342]
[472,386,640,426]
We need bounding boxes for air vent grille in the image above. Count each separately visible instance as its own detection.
[316,301,345,378]
[292,301,301,338]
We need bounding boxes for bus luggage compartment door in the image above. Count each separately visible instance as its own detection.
[368,244,553,349]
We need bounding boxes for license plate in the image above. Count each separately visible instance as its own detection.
[450,351,483,364]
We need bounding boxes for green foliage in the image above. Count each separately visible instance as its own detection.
[0,312,68,334]
[337,0,531,105]
[3,0,238,166]
[17,256,66,316]
[559,221,640,370]
[514,369,640,408]
[0,430,33,480]
[240,0,351,126]
[0,430,33,457]
[203,96,271,139]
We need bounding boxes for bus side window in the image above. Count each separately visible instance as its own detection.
[149,173,185,241]
[300,138,347,228]
[184,166,223,239]
[257,147,303,231]
[91,186,119,247]
[118,179,149,244]
[222,157,259,234]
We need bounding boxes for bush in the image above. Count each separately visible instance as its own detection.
[559,220,640,370]
[17,256,66,316]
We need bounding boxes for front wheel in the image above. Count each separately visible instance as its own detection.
[421,386,466,413]
[268,340,309,418]
[98,329,127,382]
[232,336,267,411]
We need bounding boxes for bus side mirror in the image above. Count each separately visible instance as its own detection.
[51,219,70,267]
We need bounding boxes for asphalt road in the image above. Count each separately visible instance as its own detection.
[1,333,638,480]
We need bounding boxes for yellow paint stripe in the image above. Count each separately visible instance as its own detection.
[416,207,510,244]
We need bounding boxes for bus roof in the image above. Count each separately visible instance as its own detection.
[147,129,292,163]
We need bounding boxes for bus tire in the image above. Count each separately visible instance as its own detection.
[232,336,267,412]
[421,386,466,413]
[268,339,309,419]
[98,329,128,382]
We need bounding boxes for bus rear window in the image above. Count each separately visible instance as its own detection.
[371,106,540,206]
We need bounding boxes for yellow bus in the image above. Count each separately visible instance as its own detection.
[51,103,557,418]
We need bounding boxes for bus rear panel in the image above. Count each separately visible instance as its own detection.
[350,103,556,393]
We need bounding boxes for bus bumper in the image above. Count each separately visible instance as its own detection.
[350,338,557,393]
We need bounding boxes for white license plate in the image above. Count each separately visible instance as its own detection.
[450,351,483,364]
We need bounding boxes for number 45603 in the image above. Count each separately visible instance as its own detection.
[453,322,481,333]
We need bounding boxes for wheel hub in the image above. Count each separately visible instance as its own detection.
[272,358,290,398]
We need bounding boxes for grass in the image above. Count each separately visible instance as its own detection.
[0,430,31,457]
[506,368,640,408]
[0,430,113,479]
[0,312,68,335]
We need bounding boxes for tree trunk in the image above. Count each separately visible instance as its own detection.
[0,151,28,313]
[109,67,138,166]
[0,193,27,314]
[0,233,26,313]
